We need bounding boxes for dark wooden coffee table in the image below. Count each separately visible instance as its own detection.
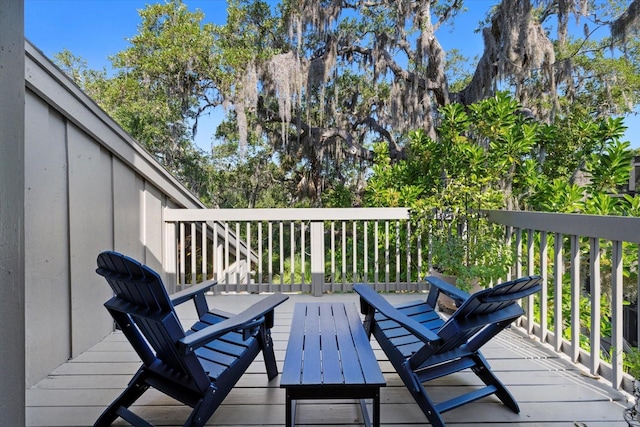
[280,302,385,427]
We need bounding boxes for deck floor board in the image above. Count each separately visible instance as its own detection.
[27,293,629,426]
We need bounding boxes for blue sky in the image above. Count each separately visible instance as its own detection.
[25,0,229,69]
[24,0,639,150]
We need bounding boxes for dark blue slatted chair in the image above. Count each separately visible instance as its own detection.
[354,275,542,427]
[94,251,288,427]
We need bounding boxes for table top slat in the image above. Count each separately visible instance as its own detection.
[280,303,307,386]
[333,303,366,385]
[344,301,386,385]
[319,303,343,384]
[301,304,323,385]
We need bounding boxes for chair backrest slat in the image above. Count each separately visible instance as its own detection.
[97,251,210,393]
[436,276,542,353]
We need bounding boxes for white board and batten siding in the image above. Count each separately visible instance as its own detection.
[23,41,206,387]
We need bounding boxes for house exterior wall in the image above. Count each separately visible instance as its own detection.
[24,41,205,386]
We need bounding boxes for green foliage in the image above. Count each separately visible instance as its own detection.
[54,0,296,209]
[445,48,474,93]
[321,184,355,208]
[55,0,220,202]
[106,0,217,167]
[585,138,633,196]
[54,0,640,212]
[557,36,640,120]
[367,89,640,306]
[367,93,538,290]
[535,179,585,212]
[625,346,640,379]
[54,50,109,100]
[208,132,291,208]
[556,291,613,348]
[212,0,281,87]
[272,253,312,285]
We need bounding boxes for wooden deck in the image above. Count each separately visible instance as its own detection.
[27,293,630,426]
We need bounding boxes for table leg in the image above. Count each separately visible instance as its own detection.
[373,390,381,427]
[359,399,371,427]
[285,391,296,427]
[359,390,381,427]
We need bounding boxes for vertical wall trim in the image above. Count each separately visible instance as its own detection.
[142,181,147,262]
[110,154,116,250]
[64,119,73,357]
[0,1,26,424]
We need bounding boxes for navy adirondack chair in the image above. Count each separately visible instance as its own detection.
[94,251,288,427]
[354,275,542,427]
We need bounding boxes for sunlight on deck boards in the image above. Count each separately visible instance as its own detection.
[27,293,629,426]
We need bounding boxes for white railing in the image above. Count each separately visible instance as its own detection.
[164,208,425,296]
[486,209,640,394]
[164,207,640,394]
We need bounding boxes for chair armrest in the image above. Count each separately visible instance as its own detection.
[353,284,440,343]
[425,275,469,305]
[170,279,217,306]
[178,293,289,354]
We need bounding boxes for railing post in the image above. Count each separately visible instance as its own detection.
[589,237,601,377]
[216,243,224,283]
[554,233,564,353]
[163,217,177,294]
[612,240,624,389]
[526,229,535,334]
[310,221,325,296]
[485,209,640,392]
[539,231,548,343]
[570,234,581,363]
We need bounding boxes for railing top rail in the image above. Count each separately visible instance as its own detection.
[486,209,640,243]
[164,207,411,222]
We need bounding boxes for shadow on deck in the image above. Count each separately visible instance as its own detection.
[27,293,630,426]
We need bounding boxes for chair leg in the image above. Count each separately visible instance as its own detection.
[184,386,221,427]
[471,353,519,413]
[398,363,447,427]
[94,369,150,427]
[258,326,279,380]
